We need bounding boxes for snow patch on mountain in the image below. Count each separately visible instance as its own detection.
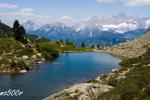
[23,14,150,34]
[145,19,150,28]
[23,20,42,32]
[101,23,138,33]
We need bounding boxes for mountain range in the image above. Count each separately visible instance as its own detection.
[23,13,150,46]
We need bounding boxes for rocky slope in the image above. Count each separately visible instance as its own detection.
[44,74,113,100]
[45,83,112,100]
[102,31,150,58]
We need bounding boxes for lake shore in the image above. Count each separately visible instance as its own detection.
[0,57,45,74]
[45,31,150,100]
[44,65,126,100]
[44,51,123,100]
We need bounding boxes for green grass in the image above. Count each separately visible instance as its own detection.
[15,47,35,57]
[34,41,59,60]
[0,38,23,54]
[98,48,150,100]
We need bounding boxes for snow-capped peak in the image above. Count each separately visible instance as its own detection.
[23,14,150,34]
[74,14,150,33]
[50,22,66,28]
[101,23,138,33]
[23,20,42,31]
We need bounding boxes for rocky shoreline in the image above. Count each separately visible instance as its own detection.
[44,54,124,99]
[44,66,133,100]
[44,54,123,100]
[0,54,45,74]
[0,62,44,74]
[45,83,113,100]
[44,74,113,100]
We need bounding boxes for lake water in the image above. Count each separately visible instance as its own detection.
[0,52,121,100]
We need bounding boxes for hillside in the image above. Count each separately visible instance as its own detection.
[102,31,150,58]
[97,48,150,100]
[0,21,59,73]
[0,21,14,38]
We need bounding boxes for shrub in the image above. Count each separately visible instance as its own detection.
[35,42,59,60]
[11,60,30,70]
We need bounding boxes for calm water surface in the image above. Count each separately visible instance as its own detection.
[0,52,121,100]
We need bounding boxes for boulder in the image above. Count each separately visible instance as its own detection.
[19,70,27,73]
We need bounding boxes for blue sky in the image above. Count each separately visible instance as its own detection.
[0,0,150,25]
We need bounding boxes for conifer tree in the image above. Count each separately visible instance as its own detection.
[81,42,85,48]
[13,20,26,42]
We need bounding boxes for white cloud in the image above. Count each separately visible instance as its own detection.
[97,0,115,3]
[55,16,76,26]
[124,0,150,6]
[97,0,150,6]
[0,3,18,8]
[60,16,74,21]
[20,8,34,13]
[0,11,49,19]
[0,9,50,26]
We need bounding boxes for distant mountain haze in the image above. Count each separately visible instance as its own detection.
[22,14,150,46]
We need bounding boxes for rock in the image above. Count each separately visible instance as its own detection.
[21,44,25,48]
[37,61,42,64]
[37,53,42,56]
[117,76,126,80]
[32,55,36,59]
[42,58,45,61]
[78,95,90,100]
[112,68,119,73]
[144,64,150,67]
[132,63,140,66]
[22,55,29,59]
[19,70,27,73]
[147,64,150,66]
